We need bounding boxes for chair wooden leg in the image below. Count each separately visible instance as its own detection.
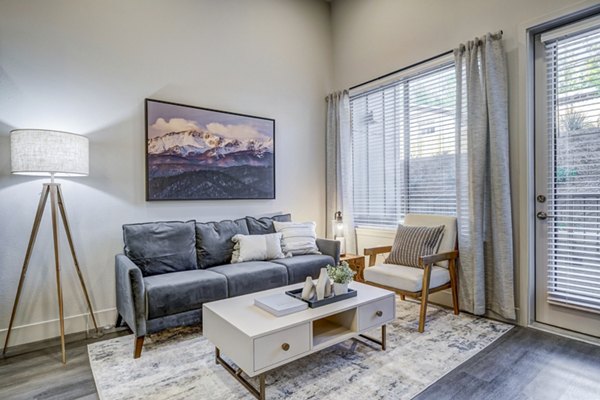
[418,265,432,333]
[134,336,144,359]
[400,294,405,301]
[449,259,459,315]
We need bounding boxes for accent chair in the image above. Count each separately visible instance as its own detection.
[363,214,459,332]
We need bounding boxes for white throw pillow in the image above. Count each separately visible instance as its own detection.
[230,233,288,263]
[273,221,321,256]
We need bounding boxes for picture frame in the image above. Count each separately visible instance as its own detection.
[145,99,276,201]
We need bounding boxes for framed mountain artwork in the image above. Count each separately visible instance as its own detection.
[145,99,275,200]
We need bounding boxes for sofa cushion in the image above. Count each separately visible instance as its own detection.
[246,213,291,235]
[196,218,249,269]
[271,255,335,284]
[144,269,227,319]
[209,261,288,297]
[364,263,450,292]
[123,220,197,276]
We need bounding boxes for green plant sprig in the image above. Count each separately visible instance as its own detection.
[326,261,356,284]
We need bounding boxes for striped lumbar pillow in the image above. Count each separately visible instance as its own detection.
[273,221,321,256]
[385,224,445,268]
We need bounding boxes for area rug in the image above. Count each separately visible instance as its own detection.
[88,298,512,400]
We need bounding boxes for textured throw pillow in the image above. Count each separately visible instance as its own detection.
[246,213,292,235]
[122,220,198,276]
[273,221,321,256]
[231,233,288,263]
[385,224,445,268]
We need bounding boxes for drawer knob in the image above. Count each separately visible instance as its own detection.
[281,343,290,351]
[375,310,383,317]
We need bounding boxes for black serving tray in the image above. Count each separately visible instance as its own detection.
[285,287,357,308]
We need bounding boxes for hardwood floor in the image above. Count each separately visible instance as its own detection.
[1,326,599,399]
[0,330,127,400]
[415,327,600,400]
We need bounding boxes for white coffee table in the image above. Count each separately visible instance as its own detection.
[202,281,396,399]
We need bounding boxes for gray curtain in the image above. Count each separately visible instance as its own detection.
[326,90,355,254]
[454,32,515,320]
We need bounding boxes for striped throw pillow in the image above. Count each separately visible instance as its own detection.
[273,221,321,256]
[385,224,445,268]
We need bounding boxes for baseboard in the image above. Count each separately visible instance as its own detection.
[529,321,600,346]
[429,289,453,308]
[0,308,117,348]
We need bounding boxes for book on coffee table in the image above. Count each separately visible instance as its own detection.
[254,293,308,317]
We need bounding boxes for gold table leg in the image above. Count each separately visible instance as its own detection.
[215,347,266,400]
[214,324,386,400]
[358,324,387,350]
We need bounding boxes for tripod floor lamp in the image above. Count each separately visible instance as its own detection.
[3,129,98,364]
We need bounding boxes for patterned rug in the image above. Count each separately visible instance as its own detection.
[88,298,512,400]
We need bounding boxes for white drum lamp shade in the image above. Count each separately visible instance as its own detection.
[10,129,89,177]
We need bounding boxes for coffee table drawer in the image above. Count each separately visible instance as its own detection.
[254,323,310,371]
[358,296,394,331]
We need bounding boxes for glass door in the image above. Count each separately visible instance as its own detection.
[534,16,600,337]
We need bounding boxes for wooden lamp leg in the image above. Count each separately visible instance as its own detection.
[2,185,50,355]
[56,185,98,333]
[3,183,96,364]
[49,184,67,364]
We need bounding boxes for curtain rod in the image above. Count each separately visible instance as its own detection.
[348,30,503,91]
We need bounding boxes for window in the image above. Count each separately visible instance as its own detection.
[350,59,457,228]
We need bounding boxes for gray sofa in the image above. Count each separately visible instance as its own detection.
[115,214,340,358]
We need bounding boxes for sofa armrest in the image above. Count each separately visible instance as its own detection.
[115,254,146,337]
[316,238,341,265]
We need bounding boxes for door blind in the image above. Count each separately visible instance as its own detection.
[350,62,457,228]
[543,22,600,312]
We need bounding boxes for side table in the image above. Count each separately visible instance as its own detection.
[340,253,366,282]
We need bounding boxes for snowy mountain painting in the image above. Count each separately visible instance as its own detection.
[145,99,275,200]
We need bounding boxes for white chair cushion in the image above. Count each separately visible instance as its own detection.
[404,214,457,267]
[364,263,450,293]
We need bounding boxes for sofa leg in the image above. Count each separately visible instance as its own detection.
[134,336,145,359]
[115,314,123,328]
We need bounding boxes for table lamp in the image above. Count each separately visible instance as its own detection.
[3,129,98,364]
[332,211,346,256]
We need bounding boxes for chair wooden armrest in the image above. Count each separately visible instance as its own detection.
[364,246,392,267]
[418,250,459,266]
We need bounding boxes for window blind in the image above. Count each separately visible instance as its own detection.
[350,61,457,228]
[543,23,600,311]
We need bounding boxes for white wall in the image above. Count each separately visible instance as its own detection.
[331,0,598,324]
[0,0,332,346]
